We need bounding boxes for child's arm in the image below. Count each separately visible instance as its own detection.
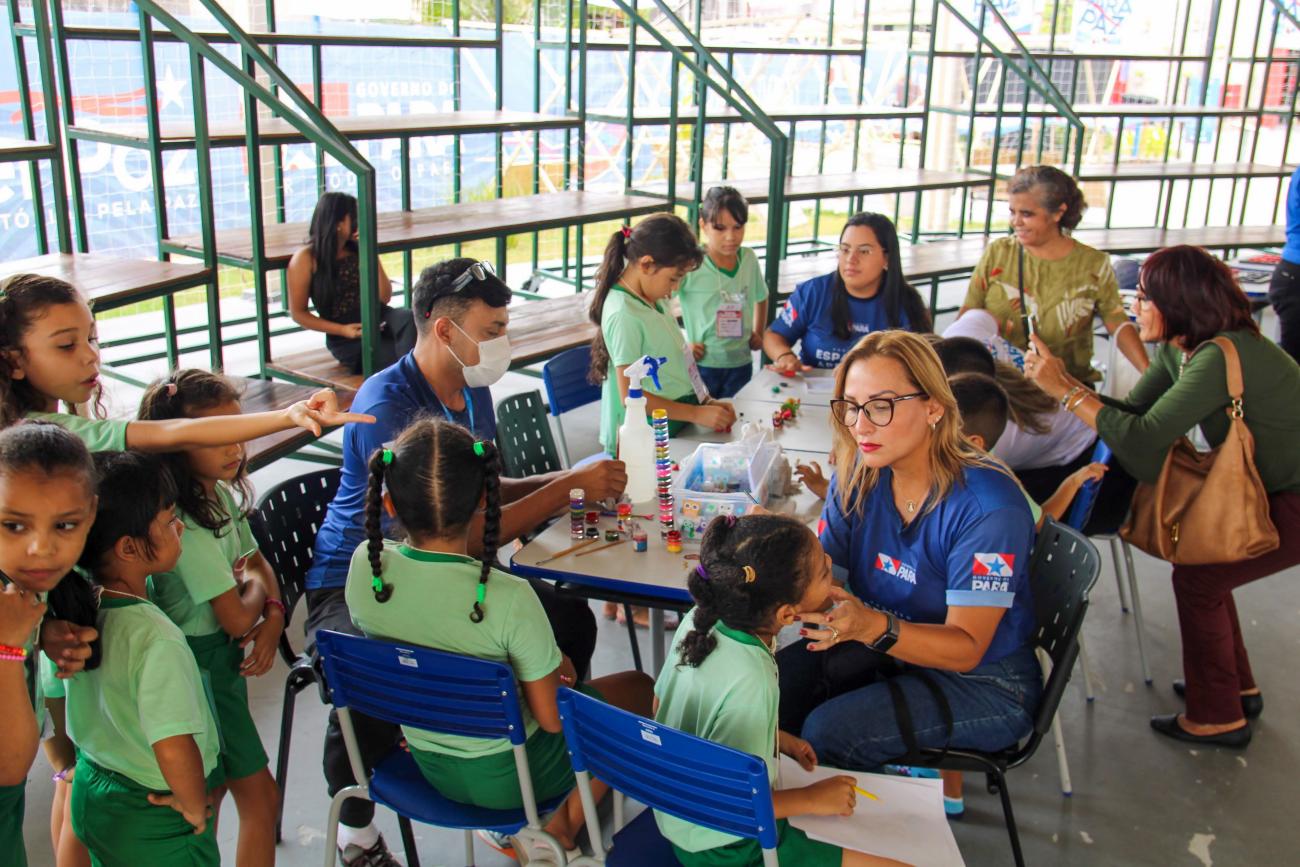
[794,461,829,500]
[149,735,211,834]
[1038,462,1108,529]
[612,363,736,431]
[749,299,768,351]
[0,584,45,785]
[519,670,565,734]
[236,552,285,678]
[125,390,375,452]
[208,576,267,639]
[772,775,859,820]
[41,698,76,781]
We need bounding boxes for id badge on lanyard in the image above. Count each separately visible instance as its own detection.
[682,341,711,402]
[715,291,746,339]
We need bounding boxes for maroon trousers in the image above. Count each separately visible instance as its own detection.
[1173,491,1300,724]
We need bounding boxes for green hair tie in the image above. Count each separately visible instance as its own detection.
[476,584,486,605]
[473,441,486,458]
[371,576,384,593]
[381,448,394,465]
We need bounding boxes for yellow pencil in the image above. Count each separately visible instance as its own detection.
[853,785,880,802]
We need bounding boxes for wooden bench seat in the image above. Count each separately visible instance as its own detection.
[0,136,57,163]
[267,294,596,393]
[238,377,356,470]
[1077,161,1296,182]
[776,225,1285,295]
[165,191,671,269]
[69,110,579,151]
[0,253,213,311]
[644,168,992,205]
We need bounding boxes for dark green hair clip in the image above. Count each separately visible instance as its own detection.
[381,448,394,465]
[473,441,486,458]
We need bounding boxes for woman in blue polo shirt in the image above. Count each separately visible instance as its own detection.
[776,330,1040,815]
[763,213,931,371]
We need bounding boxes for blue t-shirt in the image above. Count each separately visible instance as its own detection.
[1284,165,1300,265]
[306,352,497,591]
[768,273,911,369]
[818,464,1036,666]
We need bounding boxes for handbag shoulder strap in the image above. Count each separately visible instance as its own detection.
[1203,335,1245,402]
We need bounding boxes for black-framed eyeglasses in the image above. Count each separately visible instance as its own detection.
[450,260,496,293]
[830,392,927,427]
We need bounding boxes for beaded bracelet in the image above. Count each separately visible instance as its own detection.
[263,598,287,619]
[0,643,28,662]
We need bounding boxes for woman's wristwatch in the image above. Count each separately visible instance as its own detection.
[869,611,900,653]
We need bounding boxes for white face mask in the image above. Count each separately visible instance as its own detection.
[448,320,511,388]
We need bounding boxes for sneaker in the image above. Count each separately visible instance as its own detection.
[944,795,965,820]
[508,833,581,865]
[476,829,518,860]
[339,834,403,867]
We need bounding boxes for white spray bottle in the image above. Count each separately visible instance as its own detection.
[618,354,666,506]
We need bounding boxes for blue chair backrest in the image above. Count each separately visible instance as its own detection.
[542,345,601,418]
[556,687,779,849]
[315,630,529,746]
[1064,439,1114,532]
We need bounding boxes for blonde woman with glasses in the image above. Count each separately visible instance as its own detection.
[777,331,1040,819]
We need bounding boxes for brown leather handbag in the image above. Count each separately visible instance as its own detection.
[1120,337,1280,565]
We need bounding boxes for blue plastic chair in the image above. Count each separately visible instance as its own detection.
[542,345,602,468]
[555,687,780,867]
[315,631,571,867]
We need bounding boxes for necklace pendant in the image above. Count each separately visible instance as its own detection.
[907,500,917,514]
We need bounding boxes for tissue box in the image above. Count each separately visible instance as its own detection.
[672,439,781,542]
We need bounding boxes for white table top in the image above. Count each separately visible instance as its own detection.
[687,398,836,456]
[735,366,837,406]
[511,436,827,605]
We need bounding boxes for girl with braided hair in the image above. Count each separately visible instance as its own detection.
[655,513,902,867]
[344,417,653,859]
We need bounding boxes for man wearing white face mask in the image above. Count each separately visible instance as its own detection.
[304,257,627,867]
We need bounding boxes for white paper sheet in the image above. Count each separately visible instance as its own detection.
[779,756,965,866]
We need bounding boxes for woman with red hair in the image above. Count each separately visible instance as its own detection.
[1025,244,1300,748]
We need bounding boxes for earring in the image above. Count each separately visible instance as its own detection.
[929,420,937,431]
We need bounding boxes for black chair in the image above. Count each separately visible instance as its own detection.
[249,467,342,844]
[909,518,1101,867]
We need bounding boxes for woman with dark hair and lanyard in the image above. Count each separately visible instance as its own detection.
[286,191,416,374]
[1026,245,1300,748]
[763,213,932,373]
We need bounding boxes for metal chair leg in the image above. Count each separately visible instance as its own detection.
[993,769,1026,867]
[274,675,298,844]
[623,604,643,673]
[1051,711,1073,797]
[1108,536,1130,613]
[1122,540,1152,685]
[553,417,572,469]
[398,815,420,867]
[464,828,475,867]
[1077,633,1097,702]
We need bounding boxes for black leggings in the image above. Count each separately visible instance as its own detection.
[1269,259,1300,364]
[304,580,596,828]
[323,306,417,375]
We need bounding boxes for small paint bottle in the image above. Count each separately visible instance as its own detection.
[665,530,683,553]
[631,523,648,553]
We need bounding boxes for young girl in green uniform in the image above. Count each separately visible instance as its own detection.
[678,186,768,399]
[346,418,653,859]
[655,514,901,867]
[62,451,222,867]
[0,273,371,450]
[138,370,283,867]
[0,423,97,867]
[587,213,737,456]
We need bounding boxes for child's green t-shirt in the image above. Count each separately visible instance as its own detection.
[345,540,562,758]
[63,596,221,791]
[653,608,780,853]
[149,485,258,638]
[598,286,697,455]
[26,412,128,452]
[677,246,767,370]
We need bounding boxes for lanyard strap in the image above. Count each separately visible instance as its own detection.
[433,387,475,432]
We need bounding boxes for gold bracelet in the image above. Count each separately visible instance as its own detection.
[1059,385,1084,409]
[1066,390,1090,413]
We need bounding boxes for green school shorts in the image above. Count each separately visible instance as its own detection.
[70,756,220,867]
[408,683,602,810]
[0,783,27,867]
[671,819,841,867]
[187,631,269,781]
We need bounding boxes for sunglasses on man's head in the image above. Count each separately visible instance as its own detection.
[451,261,496,293]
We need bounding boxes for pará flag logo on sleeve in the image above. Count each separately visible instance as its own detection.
[876,554,901,575]
[973,553,1015,578]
